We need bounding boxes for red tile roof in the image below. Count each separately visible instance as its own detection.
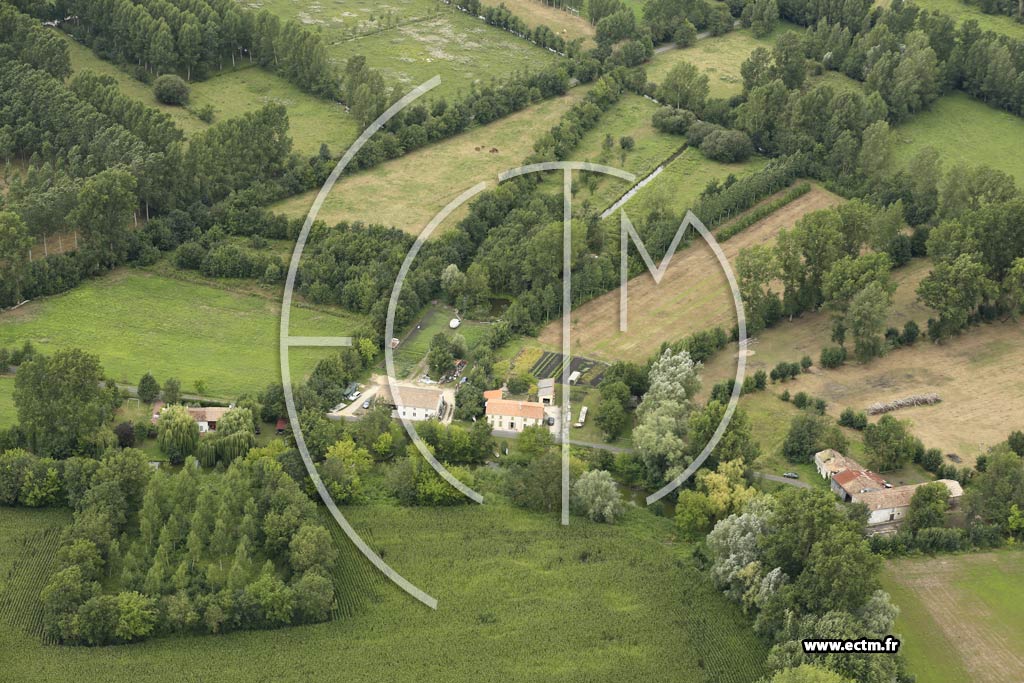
[485,399,545,420]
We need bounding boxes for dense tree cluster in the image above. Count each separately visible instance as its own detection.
[707,489,907,683]
[39,449,339,645]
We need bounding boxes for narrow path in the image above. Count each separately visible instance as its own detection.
[755,472,812,489]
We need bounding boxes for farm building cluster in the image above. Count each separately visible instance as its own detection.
[814,449,963,532]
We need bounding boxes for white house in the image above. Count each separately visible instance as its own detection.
[853,479,964,527]
[380,385,445,422]
[485,398,546,432]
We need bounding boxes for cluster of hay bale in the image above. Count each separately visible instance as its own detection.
[866,393,942,415]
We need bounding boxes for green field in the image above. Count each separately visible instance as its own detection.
[62,29,361,157]
[0,503,770,682]
[0,376,15,428]
[646,24,799,99]
[551,93,683,213]
[272,88,586,234]
[620,146,767,219]
[891,93,1024,185]
[394,305,492,378]
[60,31,207,136]
[882,551,1024,683]
[0,270,366,398]
[880,0,1024,40]
[250,0,561,101]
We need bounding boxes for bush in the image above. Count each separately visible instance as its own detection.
[114,422,136,448]
[652,107,697,135]
[799,355,812,372]
[780,389,790,402]
[686,120,719,147]
[699,128,753,162]
[900,320,920,346]
[792,392,809,409]
[194,104,215,122]
[153,75,190,105]
[838,408,868,430]
[819,346,847,369]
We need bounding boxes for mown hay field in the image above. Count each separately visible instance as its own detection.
[0,503,770,683]
[271,88,587,234]
[541,184,843,362]
[881,551,1024,683]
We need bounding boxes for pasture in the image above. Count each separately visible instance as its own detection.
[251,0,561,101]
[878,0,1024,40]
[541,183,841,362]
[62,29,361,157]
[557,93,683,213]
[271,88,586,234]
[890,93,1024,185]
[646,24,799,98]
[0,503,770,683]
[619,146,767,220]
[60,31,207,135]
[882,551,1024,683]
[0,376,15,428]
[481,0,595,44]
[696,255,1024,463]
[0,270,366,398]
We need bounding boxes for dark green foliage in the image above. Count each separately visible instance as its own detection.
[781,413,847,463]
[819,346,847,369]
[137,373,160,403]
[153,75,189,105]
[837,408,867,430]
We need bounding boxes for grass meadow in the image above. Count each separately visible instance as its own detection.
[542,180,829,363]
[481,0,595,45]
[272,88,587,234]
[646,24,800,99]
[0,270,367,398]
[250,0,561,101]
[61,29,361,157]
[0,503,770,683]
[891,93,1024,185]
[393,304,493,378]
[882,551,1024,683]
[0,376,15,428]
[876,0,1024,40]
[554,93,684,214]
[620,146,767,220]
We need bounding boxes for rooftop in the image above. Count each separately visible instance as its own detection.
[853,479,964,510]
[379,385,443,411]
[186,407,230,423]
[483,389,504,401]
[815,449,862,475]
[833,469,887,495]
[485,398,545,420]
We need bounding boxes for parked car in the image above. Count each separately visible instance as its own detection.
[546,417,555,426]
[361,399,371,409]
[782,472,800,479]
[350,391,361,400]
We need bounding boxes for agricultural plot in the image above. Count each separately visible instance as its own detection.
[541,184,841,363]
[697,255,1024,464]
[0,502,769,682]
[646,23,799,98]
[0,270,366,398]
[480,0,595,45]
[0,376,15,428]
[551,93,684,213]
[62,29,361,157]
[878,0,1024,40]
[186,67,361,157]
[890,93,1024,185]
[250,0,561,101]
[882,551,1024,683]
[272,88,586,234]
[0,508,71,643]
[60,31,207,135]
[618,146,767,220]
[529,351,605,386]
